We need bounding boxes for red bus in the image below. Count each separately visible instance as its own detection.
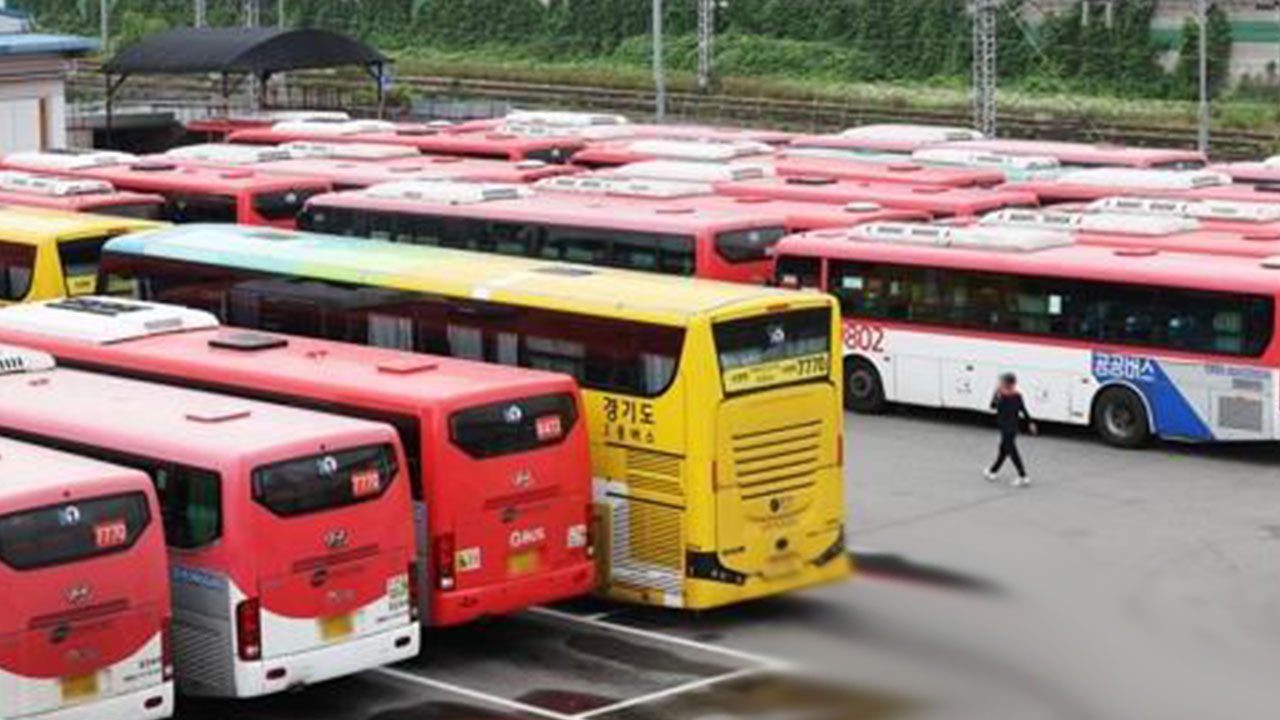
[456,111,796,146]
[185,111,354,140]
[788,124,985,157]
[227,118,585,163]
[939,139,1207,169]
[536,174,926,233]
[571,139,776,169]
[774,154,1005,188]
[0,296,595,627]
[1210,158,1280,186]
[1004,168,1280,205]
[772,222,1280,447]
[1073,196,1280,235]
[1,151,330,228]
[158,143,575,190]
[0,427,172,720]
[0,171,165,220]
[0,349,419,698]
[298,178,880,283]
[975,208,1280,258]
[714,174,1038,217]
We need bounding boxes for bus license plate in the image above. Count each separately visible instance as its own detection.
[319,614,354,642]
[61,673,99,703]
[507,550,539,576]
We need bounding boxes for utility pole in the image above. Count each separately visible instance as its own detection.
[697,0,715,93]
[1198,0,1210,153]
[194,0,206,28]
[277,0,285,27]
[100,0,109,54]
[972,0,998,136]
[246,0,262,111]
[653,0,666,122]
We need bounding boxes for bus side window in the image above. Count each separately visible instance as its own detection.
[154,466,222,550]
[0,241,36,302]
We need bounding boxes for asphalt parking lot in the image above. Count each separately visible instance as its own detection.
[175,407,1280,720]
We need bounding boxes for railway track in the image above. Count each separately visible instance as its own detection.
[72,64,1279,160]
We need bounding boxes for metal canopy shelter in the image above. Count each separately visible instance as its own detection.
[102,27,390,131]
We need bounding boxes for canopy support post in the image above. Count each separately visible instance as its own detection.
[103,71,129,149]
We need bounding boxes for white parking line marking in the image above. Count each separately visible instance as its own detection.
[528,606,793,671]
[573,667,761,719]
[372,666,577,720]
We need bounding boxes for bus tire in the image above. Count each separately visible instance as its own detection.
[845,358,887,414]
[1092,387,1151,448]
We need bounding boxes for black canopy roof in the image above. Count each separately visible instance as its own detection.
[103,27,387,76]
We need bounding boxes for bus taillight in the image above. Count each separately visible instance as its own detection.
[435,534,456,590]
[407,561,421,621]
[161,616,174,681]
[235,598,262,661]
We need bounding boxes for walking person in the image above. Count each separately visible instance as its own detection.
[985,372,1037,488]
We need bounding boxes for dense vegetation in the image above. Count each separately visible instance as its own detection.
[28,0,1235,101]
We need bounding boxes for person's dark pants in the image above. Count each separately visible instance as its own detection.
[990,431,1026,477]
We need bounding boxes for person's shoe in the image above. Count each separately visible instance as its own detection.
[983,469,998,482]
[1012,476,1031,488]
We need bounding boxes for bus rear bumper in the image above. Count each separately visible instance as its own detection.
[23,681,173,720]
[431,559,596,626]
[234,621,420,698]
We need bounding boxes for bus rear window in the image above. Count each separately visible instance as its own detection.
[166,193,237,223]
[0,492,151,571]
[252,444,398,517]
[253,188,325,220]
[715,227,787,264]
[0,241,35,301]
[714,308,832,393]
[450,393,579,459]
[58,237,110,296]
[98,202,163,220]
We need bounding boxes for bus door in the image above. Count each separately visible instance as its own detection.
[441,394,580,600]
[249,444,412,660]
[0,493,164,718]
[711,310,839,584]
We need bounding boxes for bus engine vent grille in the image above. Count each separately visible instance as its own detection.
[731,419,823,497]
[173,620,235,695]
[606,497,683,599]
[1218,395,1264,433]
[624,448,683,497]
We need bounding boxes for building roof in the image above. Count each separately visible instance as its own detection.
[103,27,385,76]
[0,32,96,57]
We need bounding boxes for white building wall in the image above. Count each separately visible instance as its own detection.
[0,60,68,153]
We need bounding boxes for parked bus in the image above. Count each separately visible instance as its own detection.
[185,111,354,140]
[300,178,921,282]
[714,174,1038,218]
[0,205,160,306]
[0,296,595,627]
[159,143,575,189]
[787,124,985,157]
[773,222,1279,447]
[0,356,420,698]
[97,224,851,610]
[938,139,1207,170]
[975,209,1280,258]
[774,155,1005,188]
[1075,196,1280,235]
[226,119,585,163]
[1210,157,1280,186]
[570,139,776,169]
[1,151,331,228]
[0,422,173,720]
[907,147,1063,181]
[1006,168,1235,204]
[0,171,165,219]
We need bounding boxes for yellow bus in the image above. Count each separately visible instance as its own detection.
[0,206,160,304]
[98,224,851,610]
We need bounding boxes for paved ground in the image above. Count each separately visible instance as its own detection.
[176,407,1280,720]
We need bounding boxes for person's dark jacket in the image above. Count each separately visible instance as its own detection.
[991,389,1032,434]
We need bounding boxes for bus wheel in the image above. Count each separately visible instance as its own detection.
[846,358,886,414]
[1093,387,1151,448]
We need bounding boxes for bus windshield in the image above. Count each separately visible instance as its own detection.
[253,188,325,221]
[714,307,832,394]
[252,443,398,517]
[99,202,164,220]
[0,492,151,571]
[58,237,113,295]
[166,193,238,223]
